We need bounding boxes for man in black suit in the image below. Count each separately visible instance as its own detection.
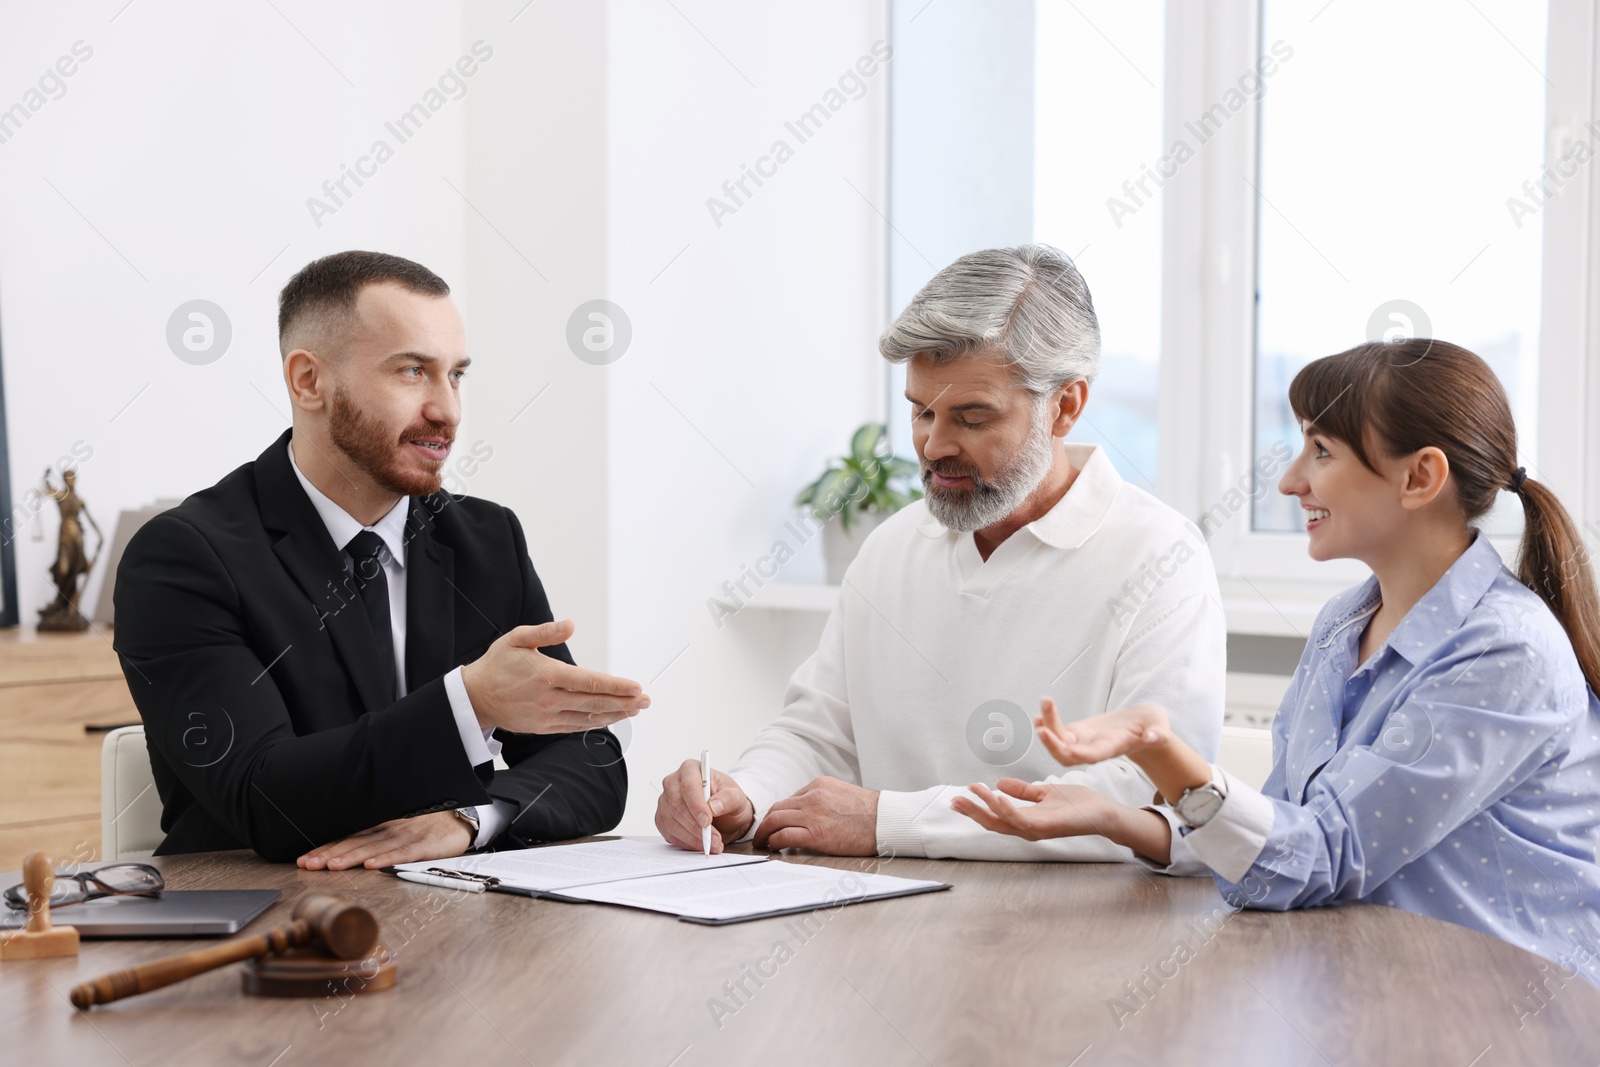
[114,250,648,867]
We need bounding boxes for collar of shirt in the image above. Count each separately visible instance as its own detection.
[1317,529,1505,678]
[286,441,410,569]
[915,442,1121,549]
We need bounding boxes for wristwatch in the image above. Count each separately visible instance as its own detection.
[452,806,481,845]
[1171,767,1228,829]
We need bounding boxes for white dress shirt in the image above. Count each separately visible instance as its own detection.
[728,442,1227,862]
[288,442,512,847]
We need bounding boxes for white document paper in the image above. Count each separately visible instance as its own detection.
[553,858,949,922]
[395,838,767,893]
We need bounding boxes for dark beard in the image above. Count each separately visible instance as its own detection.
[327,386,453,498]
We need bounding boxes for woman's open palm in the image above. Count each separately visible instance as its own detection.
[1034,698,1171,768]
[951,779,1116,841]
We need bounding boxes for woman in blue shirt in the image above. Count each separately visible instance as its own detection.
[955,338,1600,986]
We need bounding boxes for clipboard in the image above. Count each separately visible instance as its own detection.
[386,839,951,924]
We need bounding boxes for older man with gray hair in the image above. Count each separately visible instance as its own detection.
[656,244,1225,864]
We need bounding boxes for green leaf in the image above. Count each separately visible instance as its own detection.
[884,457,920,480]
[794,472,825,507]
[798,422,924,528]
[812,468,854,520]
[849,423,886,463]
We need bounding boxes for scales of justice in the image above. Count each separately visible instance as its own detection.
[37,466,103,633]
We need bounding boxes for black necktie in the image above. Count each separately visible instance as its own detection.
[345,530,397,700]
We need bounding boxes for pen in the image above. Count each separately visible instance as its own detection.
[396,870,487,893]
[701,748,712,856]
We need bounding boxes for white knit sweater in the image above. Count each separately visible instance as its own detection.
[729,443,1227,862]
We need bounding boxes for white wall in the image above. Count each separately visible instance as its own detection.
[2,0,889,837]
[460,0,613,669]
[601,1,890,831]
[0,0,469,622]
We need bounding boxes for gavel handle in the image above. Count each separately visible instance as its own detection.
[69,919,311,1009]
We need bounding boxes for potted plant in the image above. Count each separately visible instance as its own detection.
[794,423,922,584]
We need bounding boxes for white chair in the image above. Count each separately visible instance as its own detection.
[96,723,508,862]
[1216,725,1275,791]
[100,725,163,861]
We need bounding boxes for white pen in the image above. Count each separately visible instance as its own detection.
[396,870,487,893]
[701,748,713,856]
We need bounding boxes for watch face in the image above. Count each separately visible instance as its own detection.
[1176,787,1224,827]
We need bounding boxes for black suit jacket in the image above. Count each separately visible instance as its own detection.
[112,428,626,860]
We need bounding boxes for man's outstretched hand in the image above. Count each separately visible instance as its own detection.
[461,619,650,735]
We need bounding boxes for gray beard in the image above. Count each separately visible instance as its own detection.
[922,412,1056,533]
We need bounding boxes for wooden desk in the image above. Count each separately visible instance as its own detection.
[2,844,1595,1065]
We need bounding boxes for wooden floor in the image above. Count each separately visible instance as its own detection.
[2,841,1597,1065]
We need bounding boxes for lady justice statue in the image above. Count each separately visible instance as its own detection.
[38,467,103,632]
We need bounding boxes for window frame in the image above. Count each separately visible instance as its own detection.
[0,283,15,628]
[1159,0,1600,635]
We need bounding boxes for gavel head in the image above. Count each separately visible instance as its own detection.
[291,893,379,960]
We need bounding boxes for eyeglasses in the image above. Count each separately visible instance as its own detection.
[3,863,163,910]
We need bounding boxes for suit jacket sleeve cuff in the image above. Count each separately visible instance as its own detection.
[444,666,494,768]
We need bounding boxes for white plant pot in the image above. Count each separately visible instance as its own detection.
[822,509,887,585]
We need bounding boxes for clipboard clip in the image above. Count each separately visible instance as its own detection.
[423,867,501,889]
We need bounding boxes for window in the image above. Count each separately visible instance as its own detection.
[1251,0,1547,537]
[889,0,1600,629]
[1157,0,1595,624]
[1035,2,1166,490]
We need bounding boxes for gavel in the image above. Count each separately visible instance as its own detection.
[69,892,377,1010]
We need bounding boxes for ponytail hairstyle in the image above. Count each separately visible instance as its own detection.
[1287,339,1600,693]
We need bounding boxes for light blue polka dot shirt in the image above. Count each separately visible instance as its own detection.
[1170,531,1600,984]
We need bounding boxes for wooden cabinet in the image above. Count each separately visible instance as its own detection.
[0,628,139,871]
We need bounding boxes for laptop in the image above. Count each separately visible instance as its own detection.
[0,863,278,938]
